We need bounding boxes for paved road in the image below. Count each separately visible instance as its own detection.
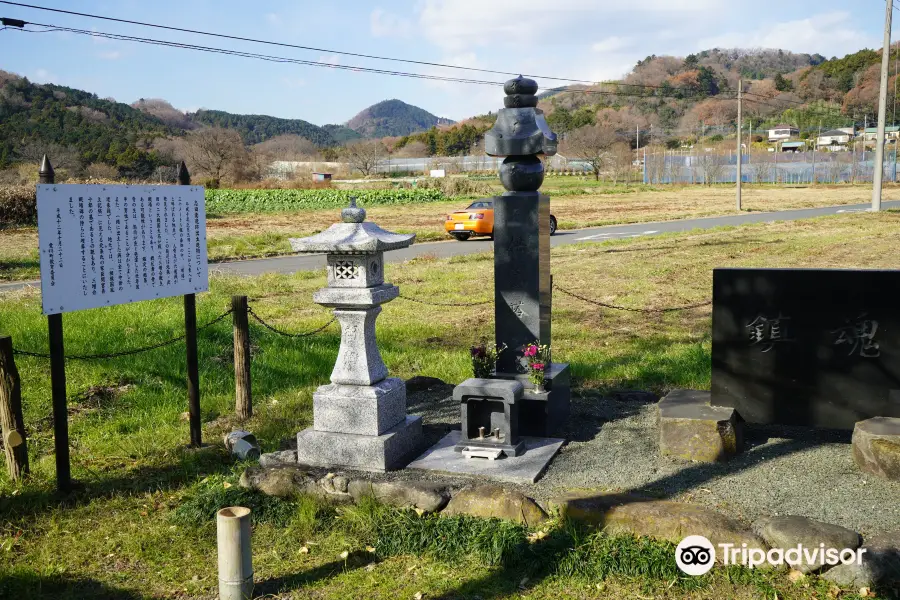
[2,200,896,294]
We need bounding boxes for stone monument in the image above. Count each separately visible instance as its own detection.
[711,267,900,429]
[483,76,570,437]
[289,200,422,472]
[408,77,568,483]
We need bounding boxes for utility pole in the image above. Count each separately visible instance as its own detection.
[747,118,753,166]
[812,121,822,184]
[736,78,743,210]
[636,124,640,164]
[873,0,893,211]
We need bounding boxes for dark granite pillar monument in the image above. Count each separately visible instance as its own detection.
[484,76,570,436]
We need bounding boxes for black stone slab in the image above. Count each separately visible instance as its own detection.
[493,191,551,374]
[711,268,900,429]
[494,363,571,436]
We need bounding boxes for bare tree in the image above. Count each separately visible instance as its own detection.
[561,125,619,180]
[132,98,193,129]
[696,152,727,185]
[252,134,318,161]
[183,127,247,184]
[341,139,385,177]
[393,140,428,158]
[15,141,80,170]
[610,143,634,185]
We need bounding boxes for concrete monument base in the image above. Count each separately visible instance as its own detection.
[296,415,423,473]
[408,430,563,484]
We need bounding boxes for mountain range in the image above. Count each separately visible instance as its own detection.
[1,45,895,177]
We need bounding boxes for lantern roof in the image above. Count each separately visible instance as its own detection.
[289,198,415,254]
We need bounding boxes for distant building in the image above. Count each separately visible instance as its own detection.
[816,129,854,148]
[862,126,900,142]
[312,172,332,182]
[780,141,806,152]
[768,124,800,142]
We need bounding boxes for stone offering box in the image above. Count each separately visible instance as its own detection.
[711,268,900,430]
[453,378,526,458]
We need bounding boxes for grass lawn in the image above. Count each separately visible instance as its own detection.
[3,181,897,282]
[1,212,898,598]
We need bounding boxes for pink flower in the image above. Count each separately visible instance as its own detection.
[531,362,545,371]
[523,345,537,357]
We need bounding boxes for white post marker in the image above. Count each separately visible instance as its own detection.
[217,506,253,600]
[35,184,208,315]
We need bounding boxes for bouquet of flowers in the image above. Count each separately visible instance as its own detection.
[470,340,505,378]
[523,342,551,387]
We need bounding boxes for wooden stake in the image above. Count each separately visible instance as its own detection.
[0,336,28,480]
[185,293,202,447]
[48,313,71,492]
[232,296,252,420]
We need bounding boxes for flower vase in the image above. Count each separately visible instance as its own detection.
[533,381,546,393]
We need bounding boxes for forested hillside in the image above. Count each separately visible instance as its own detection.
[3,43,899,173]
[190,109,335,146]
[533,46,898,148]
[0,71,174,177]
[346,99,454,138]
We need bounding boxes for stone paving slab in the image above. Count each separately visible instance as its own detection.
[398,386,900,535]
[407,430,564,484]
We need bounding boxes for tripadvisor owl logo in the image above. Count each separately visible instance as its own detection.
[676,535,716,576]
[676,535,869,574]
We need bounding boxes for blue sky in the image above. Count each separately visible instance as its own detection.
[0,1,887,125]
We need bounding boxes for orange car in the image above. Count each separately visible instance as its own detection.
[444,200,558,241]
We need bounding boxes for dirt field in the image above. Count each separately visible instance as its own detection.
[205,183,899,239]
[2,184,897,281]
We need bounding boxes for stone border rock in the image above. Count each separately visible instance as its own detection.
[658,390,744,463]
[242,451,898,590]
[852,417,900,481]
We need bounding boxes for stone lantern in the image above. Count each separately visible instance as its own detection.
[289,200,422,472]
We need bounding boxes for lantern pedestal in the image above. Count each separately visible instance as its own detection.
[296,415,423,473]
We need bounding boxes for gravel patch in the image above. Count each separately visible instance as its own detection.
[385,386,900,536]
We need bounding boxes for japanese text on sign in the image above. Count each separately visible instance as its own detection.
[36,184,208,315]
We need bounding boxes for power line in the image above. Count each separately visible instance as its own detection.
[0,1,850,103]
[0,1,598,85]
[4,23,506,87]
[0,18,857,131]
[2,20,723,101]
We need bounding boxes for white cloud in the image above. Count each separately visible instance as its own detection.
[417,0,723,51]
[370,8,412,38]
[318,53,341,66]
[592,36,635,53]
[265,13,281,26]
[32,68,57,83]
[281,76,306,89]
[697,11,879,57]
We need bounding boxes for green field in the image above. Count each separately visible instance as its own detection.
[0,213,895,598]
[205,187,447,214]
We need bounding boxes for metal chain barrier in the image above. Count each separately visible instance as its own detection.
[553,283,712,313]
[398,293,492,307]
[12,309,234,360]
[247,306,336,338]
[10,282,710,361]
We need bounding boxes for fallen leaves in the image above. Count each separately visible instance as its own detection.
[788,570,806,583]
